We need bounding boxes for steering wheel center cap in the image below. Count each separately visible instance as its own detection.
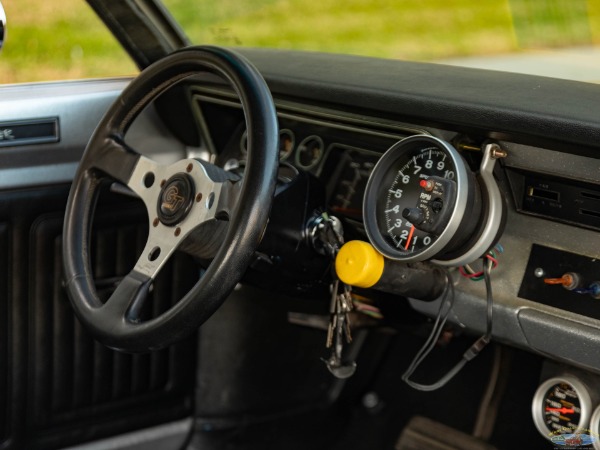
[157,173,195,226]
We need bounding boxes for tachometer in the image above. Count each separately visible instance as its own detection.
[364,135,502,263]
[382,146,459,254]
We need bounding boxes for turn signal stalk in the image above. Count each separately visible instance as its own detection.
[335,241,446,301]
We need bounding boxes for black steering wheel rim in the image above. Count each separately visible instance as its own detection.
[63,46,278,352]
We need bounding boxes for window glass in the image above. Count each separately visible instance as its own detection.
[0,0,137,83]
[3,0,599,84]
[162,0,600,82]
[164,0,515,60]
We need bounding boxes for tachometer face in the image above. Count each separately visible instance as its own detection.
[363,135,471,262]
[532,376,592,441]
[379,146,455,253]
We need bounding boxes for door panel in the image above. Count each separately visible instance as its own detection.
[0,80,197,449]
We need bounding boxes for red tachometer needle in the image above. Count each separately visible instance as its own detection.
[404,225,416,250]
[545,407,575,414]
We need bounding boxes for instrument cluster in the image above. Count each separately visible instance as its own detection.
[227,113,407,230]
[240,128,325,171]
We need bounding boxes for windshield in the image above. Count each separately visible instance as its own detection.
[162,0,600,83]
[1,0,599,84]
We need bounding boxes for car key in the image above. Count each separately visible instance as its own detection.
[324,277,356,379]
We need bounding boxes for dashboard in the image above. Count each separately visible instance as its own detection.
[190,58,600,443]
[191,79,600,367]
[193,86,415,224]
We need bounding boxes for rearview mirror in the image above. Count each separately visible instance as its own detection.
[0,1,5,51]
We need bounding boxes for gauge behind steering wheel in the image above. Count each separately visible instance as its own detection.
[62,46,278,352]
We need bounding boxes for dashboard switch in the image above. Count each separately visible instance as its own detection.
[544,272,581,290]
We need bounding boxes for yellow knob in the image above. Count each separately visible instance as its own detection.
[335,240,384,288]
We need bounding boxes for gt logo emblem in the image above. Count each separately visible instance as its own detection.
[162,186,185,212]
[158,174,194,225]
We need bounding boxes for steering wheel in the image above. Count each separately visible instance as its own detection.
[62,46,278,352]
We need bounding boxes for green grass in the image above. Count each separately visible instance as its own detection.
[0,0,599,83]
[510,0,592,48]
[0,0,137,83]
[165,0,518,60]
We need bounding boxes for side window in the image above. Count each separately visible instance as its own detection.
[0,0,137,84]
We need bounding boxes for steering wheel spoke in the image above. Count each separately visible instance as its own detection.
[102,270,152,324]
[91,135,142,186]
[133,227,181,280]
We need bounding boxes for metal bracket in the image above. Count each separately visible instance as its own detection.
[436,143,505,266]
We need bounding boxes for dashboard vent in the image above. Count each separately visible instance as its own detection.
[508,168,600,232]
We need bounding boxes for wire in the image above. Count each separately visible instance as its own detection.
[486,255,499,267]
[351,295,384,319]
[353,301,379,313]
[402,256,493,392]
[483,257,493,339]
[459,248,499,282]
[459,266,484,280]
[402,272,456,390]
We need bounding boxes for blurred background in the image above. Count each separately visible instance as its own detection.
[1,0,599,83]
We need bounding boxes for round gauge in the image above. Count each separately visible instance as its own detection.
[589,404,600,449]
[532,376,592,442]
[279,129,295,162]
[241,129,294,161]
[296,135,324,170]
[363,135,481,262]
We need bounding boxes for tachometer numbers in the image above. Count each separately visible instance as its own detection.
[363,135,481,262]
